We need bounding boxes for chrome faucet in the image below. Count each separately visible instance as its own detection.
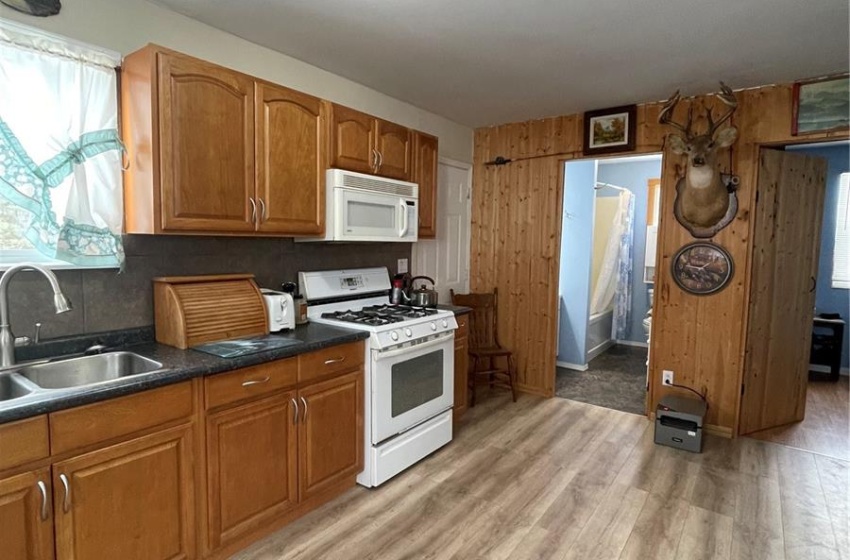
[0,264,72,367]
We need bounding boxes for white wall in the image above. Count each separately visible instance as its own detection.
[0,0,473,163]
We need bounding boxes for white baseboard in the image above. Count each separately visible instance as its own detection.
[616,339,649,349]
[586,339,615,361]
[809,364,850,376]
[557,360,588,372]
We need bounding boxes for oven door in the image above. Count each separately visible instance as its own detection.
[371,333,454,444]
[334,187,418,242]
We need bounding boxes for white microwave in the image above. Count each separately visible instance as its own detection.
[300,169,418,243]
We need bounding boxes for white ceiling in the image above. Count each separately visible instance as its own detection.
[150,0,849,128]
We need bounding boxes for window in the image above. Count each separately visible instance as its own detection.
[832,172,850,289]
[0,19,124,269]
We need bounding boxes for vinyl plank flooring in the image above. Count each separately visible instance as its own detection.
[233,393,846,560]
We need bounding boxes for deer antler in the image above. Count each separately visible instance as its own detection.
[658,89,693,140]
[706,81,737,137]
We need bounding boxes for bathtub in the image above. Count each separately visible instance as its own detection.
[586,307,615,361]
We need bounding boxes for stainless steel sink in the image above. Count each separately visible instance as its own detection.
[18,352,163,389]
[0,374,32,401]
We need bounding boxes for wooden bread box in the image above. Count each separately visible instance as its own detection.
[153,274,269,349]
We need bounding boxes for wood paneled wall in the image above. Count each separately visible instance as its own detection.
[470,82,848,432]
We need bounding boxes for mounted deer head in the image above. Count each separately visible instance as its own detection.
[659,83,740,237]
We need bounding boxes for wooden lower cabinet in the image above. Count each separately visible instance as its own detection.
[453,314,469,421]
[206,392,298,550]
[52,424,196,560]
[297,371,363,500]
[0,467,54,560]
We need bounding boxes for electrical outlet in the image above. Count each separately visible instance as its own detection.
[397,258,408,274]
[663,370,674,386]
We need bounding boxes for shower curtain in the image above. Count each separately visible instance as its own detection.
[589,190,635,340]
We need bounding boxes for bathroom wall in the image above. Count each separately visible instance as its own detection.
[590,195,619,292]
[596,157,662,344]
[6,236,411,341]
[557,160,596,367]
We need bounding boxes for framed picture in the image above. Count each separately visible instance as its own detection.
[792,75,850,135]
[583,104,636,155]
[671,242,734,295]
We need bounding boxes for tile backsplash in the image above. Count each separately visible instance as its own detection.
[7,235,412,340]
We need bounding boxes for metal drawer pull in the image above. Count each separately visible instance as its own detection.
[300,396,308,423]
[291,398,299,425]
[37,480,48,521]
[242,376,271,387]
[259,198,268,223]
[59,474,71,513]
[324,356,346,365]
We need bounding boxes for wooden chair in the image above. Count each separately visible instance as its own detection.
[450,288,517,406]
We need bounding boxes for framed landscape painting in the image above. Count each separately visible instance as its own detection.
[583,104,636,156]
[792,75,850,135]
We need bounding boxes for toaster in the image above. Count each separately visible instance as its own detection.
[261,289,296,332]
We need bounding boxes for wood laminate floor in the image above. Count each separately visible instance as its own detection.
[749,377,849,461]
[234,393,849,560]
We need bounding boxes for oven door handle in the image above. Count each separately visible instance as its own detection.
[375,333,454,360]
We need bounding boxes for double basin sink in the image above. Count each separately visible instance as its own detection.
[0,352,163,403]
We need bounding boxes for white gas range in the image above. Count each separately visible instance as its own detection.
[299,267,457,487]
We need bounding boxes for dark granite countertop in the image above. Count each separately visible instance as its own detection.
[0,323,368,424]
[438,303,472,316]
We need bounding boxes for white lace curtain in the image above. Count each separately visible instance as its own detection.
[0,19,124,266]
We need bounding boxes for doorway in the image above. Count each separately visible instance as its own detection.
[555,154,662,414]
[743,141,849,461]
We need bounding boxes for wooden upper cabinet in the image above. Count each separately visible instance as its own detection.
[298,371,363,501]
[413,131,439,238]
[374,120,412,181]
[157,51,256,233]
[0,468,54,560]
[255,83,326,235]
[206,392,298,550]
[52,425,196,560]
[330,104,375,174]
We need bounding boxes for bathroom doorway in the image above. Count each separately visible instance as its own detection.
[555,154,662,414]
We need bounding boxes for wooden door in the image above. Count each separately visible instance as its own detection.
[0,468,54,560]
[739,149,827,435]
[375,120,412,180]
[414,132,439,238]
[330,104,375,174]
[158,52,255,232]
[453,315,469,421]
[53,425,195,560]
[255,83,326,235]
[205,392,298,550]
[298,371,363,500]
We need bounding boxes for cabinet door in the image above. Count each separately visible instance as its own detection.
[206,392,298,550]
[0,468,54,560]
[53,425,195,560]
[158,52,256,232]
[375,120,412,181]
[330,104,375,174]
[298,371,363,500]
[256,83,326,235]
[413,132,439,237]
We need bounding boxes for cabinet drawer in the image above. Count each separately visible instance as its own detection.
[455,315,469,340]
[0,415,49,472]
[298,341,364,384]
[50,381,194,455]
[205,359,297,410]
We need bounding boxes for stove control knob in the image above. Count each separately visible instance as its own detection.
[404,328,413,338]
[430,322,437,331]
[390,331,399,341]
[442,319,448,328]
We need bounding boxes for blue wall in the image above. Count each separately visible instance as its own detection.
[790,144,850,369]
[596,159,662,343]
[558,160,596,365]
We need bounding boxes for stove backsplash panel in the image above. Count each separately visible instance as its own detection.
[7,235,412,340]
